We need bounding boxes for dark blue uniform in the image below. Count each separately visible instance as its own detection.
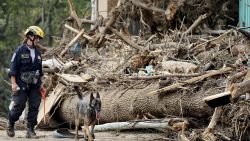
[8,44,43,128]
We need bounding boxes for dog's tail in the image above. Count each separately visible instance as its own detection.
[74,85,83,100]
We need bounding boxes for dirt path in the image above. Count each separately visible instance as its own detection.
[0,129,165,141]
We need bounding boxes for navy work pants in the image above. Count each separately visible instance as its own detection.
[8,86,41,127]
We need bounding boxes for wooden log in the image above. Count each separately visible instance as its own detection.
[80,18,95,24]
[37,83,66,126]
[207,30,229,35]
[148,42,186,51]
[165,1,186,21]
[227,70,247,86]
[127,72,205,80]
[64,24,93,40]
[67,0,81,28]
[56,80,214,124]
[94,7,120,46]
[202,107,222,141]
[203,70,249,108]
[130,0,165,14]
[148,67,233,95]
[55,73,87,83]
[183,13,208,35]
[108,27,144,51]
[229,25,250,39]
[42,67,59,74]
[93,120,172,132]
[230,79,250,99]
[191,29,233,54]
[61,60,79,72]
[203,91,231,108]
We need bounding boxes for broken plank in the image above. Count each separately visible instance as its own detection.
[56,73,87,83]
[37,83,65,127]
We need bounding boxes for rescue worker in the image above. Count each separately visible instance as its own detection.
[6,26,44,138]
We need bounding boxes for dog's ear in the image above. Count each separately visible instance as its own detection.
[96,92,100,98]
[90,93,94,102]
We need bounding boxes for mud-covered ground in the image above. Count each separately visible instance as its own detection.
[0,129,165,141]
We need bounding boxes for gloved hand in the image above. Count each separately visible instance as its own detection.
[12,82,20,94]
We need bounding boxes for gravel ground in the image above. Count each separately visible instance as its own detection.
[0,129,165,141]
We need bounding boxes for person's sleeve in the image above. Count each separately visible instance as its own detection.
[8,50,20,77]
[39,64,43,77]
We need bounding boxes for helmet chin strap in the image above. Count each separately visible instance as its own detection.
[27,35,35,47]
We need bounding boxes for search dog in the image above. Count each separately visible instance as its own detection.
[73,85,101,141]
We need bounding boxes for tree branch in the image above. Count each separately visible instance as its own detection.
[148,67,233,95]
[108,27,144,51]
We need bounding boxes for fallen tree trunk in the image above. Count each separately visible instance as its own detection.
[56,80,215,124]
[93,120,171,132]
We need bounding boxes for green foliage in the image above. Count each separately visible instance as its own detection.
[73,0,92,17]
[0,0,91,115]
[0,70,11,115]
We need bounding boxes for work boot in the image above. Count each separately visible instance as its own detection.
[6,121,15,137]
[26,126,39,139]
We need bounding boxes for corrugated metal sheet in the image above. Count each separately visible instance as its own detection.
[239,0,250,30]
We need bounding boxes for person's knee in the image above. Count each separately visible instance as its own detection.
[28,89,41,109]
[8,101,26,122]
[12,100,26,111]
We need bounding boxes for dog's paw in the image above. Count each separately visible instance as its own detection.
[91,133,95,139]
[87,138,94,141]
[74,137,79,140]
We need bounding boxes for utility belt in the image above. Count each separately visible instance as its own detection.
[20,70,40,84]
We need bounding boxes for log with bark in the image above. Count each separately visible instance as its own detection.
[93,119,172,132]
[56,78,218,124]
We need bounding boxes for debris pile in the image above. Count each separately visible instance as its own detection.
[2,0,250,140]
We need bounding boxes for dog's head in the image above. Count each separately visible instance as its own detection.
[89,92,102,119]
